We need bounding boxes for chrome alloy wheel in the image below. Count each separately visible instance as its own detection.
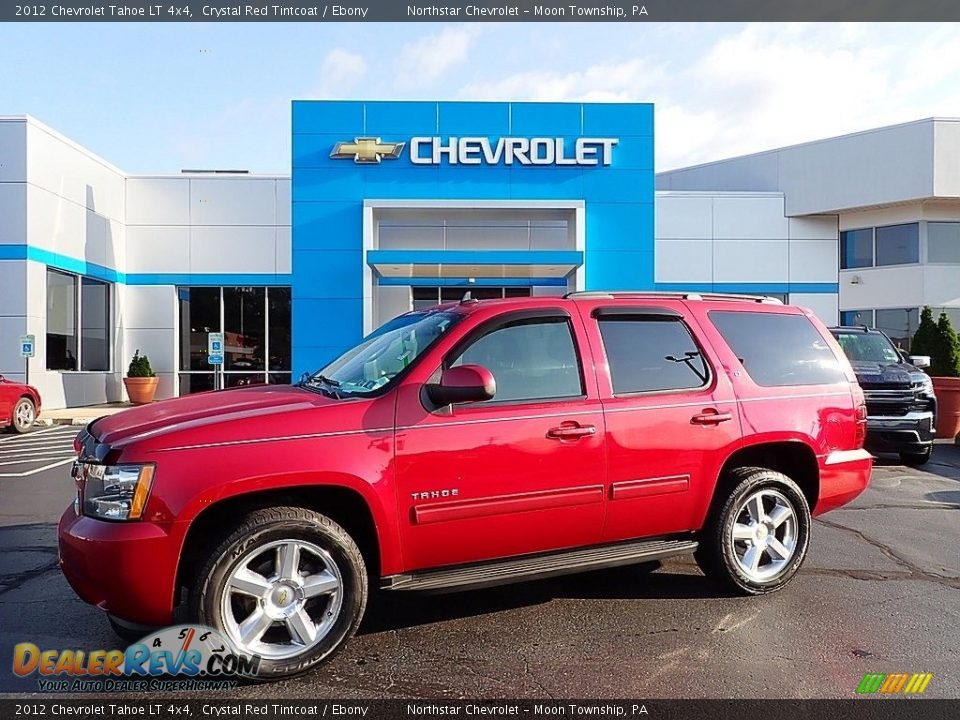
[220,539,343,659]
[14,399,35,429]
[730,488,798,582]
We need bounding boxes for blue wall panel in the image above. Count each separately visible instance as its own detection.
[291,100,655,376]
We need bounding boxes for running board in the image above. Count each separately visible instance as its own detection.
[382,538,698,592]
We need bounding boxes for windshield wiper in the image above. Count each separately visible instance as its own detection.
[300,373,342,399]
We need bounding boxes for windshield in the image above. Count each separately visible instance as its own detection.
[303,310,461,397]
[833,331,902,364]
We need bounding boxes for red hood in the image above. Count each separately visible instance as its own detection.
[93,385,333,448]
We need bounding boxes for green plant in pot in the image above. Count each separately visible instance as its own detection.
[911,307,960,439]
[123,350,159,405]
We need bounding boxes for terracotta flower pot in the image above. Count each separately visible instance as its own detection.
[123,376,159,405]
[932,376,960,440]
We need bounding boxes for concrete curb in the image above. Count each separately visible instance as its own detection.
[34,418,91,427]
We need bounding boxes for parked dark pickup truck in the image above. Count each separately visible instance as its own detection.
[830,326,937,465]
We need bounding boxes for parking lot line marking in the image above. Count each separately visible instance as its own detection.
[0,440,73,453]
[0,450,77,462]
[0,440,77,451]
[0,437,77,450]
[0,457,76,478]
[0,452,77,465]
[0,436,77,448]
[0,427,74,443]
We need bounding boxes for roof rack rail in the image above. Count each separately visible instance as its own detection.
[563,290,783,304]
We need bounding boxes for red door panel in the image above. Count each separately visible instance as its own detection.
[572,299,743,542]
[393,308,607,571]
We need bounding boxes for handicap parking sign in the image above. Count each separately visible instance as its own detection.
[208,332,224,365]
[19,334,35,358]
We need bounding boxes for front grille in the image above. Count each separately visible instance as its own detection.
[860,381,912,391]
[864,389,914,417]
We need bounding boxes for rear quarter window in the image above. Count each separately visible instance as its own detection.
[709,310,846,387]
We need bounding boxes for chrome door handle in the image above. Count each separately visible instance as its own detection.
[547,423,597,440]
[691,410,733,425]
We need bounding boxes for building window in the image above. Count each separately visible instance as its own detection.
[875,223,919,266]
[840,228,873,269]
[81,278,111,371]
[46,269,111,372]
[839,309,875,327]
[928,222,960,264]
[178,286,291,394]
[842,307,920,350]
[875,308,919,350]
[46,270,78,370]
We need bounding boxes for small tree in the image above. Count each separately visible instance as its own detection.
[127,350,156,378]
[930,312,960,378]
[910,306,938,358]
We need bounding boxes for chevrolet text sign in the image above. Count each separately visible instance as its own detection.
[410,137,618,166]
[329,136,620,166]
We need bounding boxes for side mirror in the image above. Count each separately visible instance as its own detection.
[909,355,931,369]
[426,364,496,406]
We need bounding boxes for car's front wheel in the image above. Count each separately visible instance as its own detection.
[11,397,35,434]
[695,467,811,595]
[190,506,368,678]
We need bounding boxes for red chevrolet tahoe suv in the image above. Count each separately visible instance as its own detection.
[59,292,871,678]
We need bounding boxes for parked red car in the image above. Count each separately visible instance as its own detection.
[59,292,871,678]
[0,375,41,433]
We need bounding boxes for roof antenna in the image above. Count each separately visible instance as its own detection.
[460,291,477,305]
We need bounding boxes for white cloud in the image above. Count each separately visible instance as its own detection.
[455,24,960,170]
[396,26,480,87]
[313,48,367,98]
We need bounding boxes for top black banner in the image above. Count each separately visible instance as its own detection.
[4,0,960,22]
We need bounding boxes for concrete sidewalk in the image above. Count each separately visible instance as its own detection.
[34,402,133,427]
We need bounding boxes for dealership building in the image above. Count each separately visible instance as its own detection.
[1,102,959,408]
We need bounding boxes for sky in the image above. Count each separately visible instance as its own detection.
[2,22,960,173]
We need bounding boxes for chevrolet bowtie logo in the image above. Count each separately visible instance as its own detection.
[330,137,405,163]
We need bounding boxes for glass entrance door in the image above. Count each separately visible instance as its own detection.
[178,286,291,395]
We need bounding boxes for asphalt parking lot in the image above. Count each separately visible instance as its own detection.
[0,429,957,699]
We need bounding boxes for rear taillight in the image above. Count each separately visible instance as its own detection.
[853,385,868,449]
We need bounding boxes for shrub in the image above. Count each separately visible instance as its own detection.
[930,312,960,378]
[127,350,156,378]
[910,306,938,358]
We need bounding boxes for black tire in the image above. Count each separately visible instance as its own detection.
[188,506,367,679]
[11,397,35,434]
[695,467,811,596]
[900,448,931,466]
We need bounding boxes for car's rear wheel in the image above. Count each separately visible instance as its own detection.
[900,448,931,466]
[11,397,35,434]
[189,506,367,678]
[695,467,810,595]
[11,397,37,434]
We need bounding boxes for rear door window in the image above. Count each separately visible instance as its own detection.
[709,311,846,387]
[597,317,710,395]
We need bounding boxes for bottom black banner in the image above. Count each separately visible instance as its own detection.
[0,699,957,720]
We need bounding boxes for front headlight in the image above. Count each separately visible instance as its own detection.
[81,463,155,521]
[912,373,935,398]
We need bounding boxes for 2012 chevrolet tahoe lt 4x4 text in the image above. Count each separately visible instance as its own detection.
[59,292,872,678]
